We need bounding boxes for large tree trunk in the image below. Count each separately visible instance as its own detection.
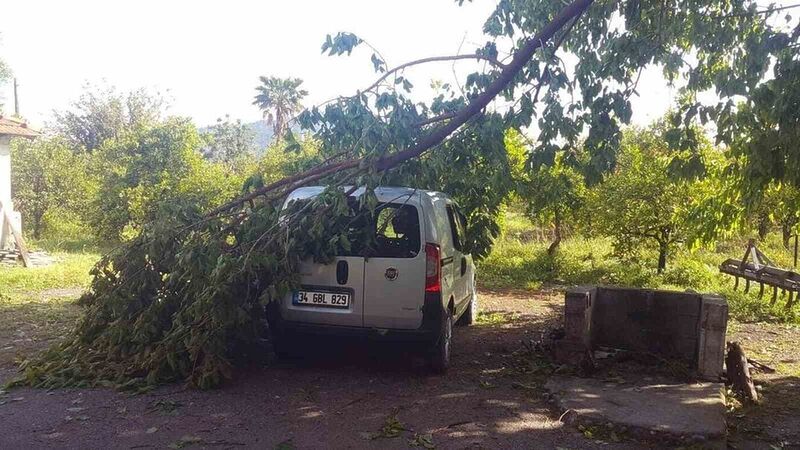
[657,240,668,274]
[757,213,769,241]
[781,214,797,249]
[547,210,562,256]
[32,210,44,240]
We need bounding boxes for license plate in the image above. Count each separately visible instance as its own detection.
[293,290,350,308]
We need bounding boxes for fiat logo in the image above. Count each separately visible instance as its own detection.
[385,267,399,281]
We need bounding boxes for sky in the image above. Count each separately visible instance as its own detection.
[0,0,706,129]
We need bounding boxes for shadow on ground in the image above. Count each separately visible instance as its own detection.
[1,289,641,449]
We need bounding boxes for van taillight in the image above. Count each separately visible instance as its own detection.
[425,243,441,293]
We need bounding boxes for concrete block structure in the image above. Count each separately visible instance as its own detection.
[555,286,728,380]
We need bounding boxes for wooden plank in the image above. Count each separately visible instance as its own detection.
[0,201,30,267]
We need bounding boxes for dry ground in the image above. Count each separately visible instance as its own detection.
[0,287,798,449]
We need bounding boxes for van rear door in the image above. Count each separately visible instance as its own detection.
[363,202,426,330]
[279,192,366,328]
[282,256,366,327]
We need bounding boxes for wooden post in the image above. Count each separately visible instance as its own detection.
[745,278,751,293]
[758,282,764,298]
[0,200,30,267]
[726,342,758,403]
[734,276,739,290]
[794,234,798,269]
[771,285,778,305]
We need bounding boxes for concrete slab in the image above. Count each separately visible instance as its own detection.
[545,377,726,438]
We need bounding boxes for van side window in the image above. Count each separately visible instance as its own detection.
[373,204,421,258]
[446,205,464,252]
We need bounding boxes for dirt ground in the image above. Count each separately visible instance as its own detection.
[0,288,798,449]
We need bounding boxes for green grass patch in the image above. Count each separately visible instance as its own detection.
[0,249,99,370]
[0,252,98,300]
[475,311,520,326]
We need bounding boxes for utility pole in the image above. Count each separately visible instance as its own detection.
[13,78,19,116]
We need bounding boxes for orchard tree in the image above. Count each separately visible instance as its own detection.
[90,118,238,240]
[752,182,800,248]
[52,85,166,152]
[590,125,708,272]
[19,0,800,390]
[10,137,91,238]
[201,115,256,168]
[252,76,308,141]
[514,128,587,255]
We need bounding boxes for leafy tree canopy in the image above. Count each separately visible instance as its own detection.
[201,115,257,168]
[10,137,92,239]
[52,84,166,153]
[587,123,712,272]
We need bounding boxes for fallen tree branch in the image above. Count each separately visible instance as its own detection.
[362,54,507,94]
[206,0,595,217]
[747,358,776,374]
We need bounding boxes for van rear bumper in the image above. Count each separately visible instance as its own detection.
[279,321,438,343]
[267,292,444,344]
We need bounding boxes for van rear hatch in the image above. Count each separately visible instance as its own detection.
[280,188,426,330]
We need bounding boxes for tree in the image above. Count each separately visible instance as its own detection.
[201,115,256,168]
[589,126,705,273]
[10,137,91,239]
[750,182,800,248]
[719,28,800,191]
[52,85,165,152]
[252,76,307,141]
[513,130,587,255]
[90,118,238,241]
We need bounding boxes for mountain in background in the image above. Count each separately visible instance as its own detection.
[245,120,275,150]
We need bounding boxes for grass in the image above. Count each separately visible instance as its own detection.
[0,252,97,299]
[479,211,800,325]
[0,242,100,370]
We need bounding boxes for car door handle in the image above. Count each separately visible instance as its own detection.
[460,257,467,277]
[336,260,349,285]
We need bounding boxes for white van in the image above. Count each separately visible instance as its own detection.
[267,186,478,372]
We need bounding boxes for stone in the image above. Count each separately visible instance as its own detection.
[545,376,726,439]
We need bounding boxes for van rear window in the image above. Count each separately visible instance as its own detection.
[285,199,420,259]
[373,204,420,258]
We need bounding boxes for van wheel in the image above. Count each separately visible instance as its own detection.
[429,310,453,373]
[270,329,293,360]
[457,294,477,326]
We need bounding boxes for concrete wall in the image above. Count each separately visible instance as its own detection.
[555,286,729,380]
[592,287,703,364]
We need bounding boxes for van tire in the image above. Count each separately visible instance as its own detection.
[457,294,477,326]
[270,329,293,360]
[429,309,453,373]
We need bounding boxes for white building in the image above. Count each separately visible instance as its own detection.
[0,115,39,250]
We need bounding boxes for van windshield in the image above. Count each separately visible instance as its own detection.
[285,198,421,259]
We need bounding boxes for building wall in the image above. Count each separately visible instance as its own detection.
[0,135,19,250]
[0,136,10,208]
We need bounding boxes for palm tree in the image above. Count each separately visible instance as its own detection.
[252,76,308,141]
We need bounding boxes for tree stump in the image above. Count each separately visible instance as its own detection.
[726,341,758,403]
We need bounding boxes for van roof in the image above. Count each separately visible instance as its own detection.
[286,186,446,202]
